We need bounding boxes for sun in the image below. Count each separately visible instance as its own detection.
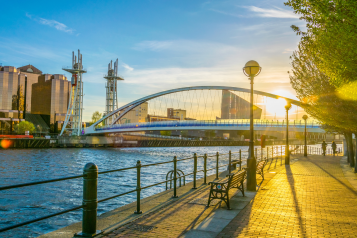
[266,98,288,118]
[265,90,297,119]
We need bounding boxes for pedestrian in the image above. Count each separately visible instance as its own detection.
[331,141,337,156]
[322,140,327,156]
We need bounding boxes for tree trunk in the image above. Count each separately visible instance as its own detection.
[355,133,357,172]
[346,132,355,167]
[345,133,350,163]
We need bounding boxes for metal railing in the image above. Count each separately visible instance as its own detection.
[0,149,249,236]
[1,144,332,236]
[95,119,321,131]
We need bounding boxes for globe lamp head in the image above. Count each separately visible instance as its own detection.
[285,102,292,111]
[243,60,261,77]
[302,115,308,120]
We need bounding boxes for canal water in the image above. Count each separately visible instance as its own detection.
[0,144,338,237]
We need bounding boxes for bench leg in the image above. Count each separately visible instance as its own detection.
[261,169,264,180]
[241,182,245,197]
[206,187,213,207]
[225,194,231,210]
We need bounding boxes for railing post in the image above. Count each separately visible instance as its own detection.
[134,160,142,214]
[193,153,197,189]
[172,156,178,198]
[239,149,242,170]
[272,146,274,160]
[80,163,99,237]
[228,150,232,174]
[216,152,219,180]
[266,147,269,161]
[260,147,263,161]
[203,153,207,184]
[255,148,258,161]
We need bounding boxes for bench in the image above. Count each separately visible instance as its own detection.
[206,170,246,210]
[256,160,266,180]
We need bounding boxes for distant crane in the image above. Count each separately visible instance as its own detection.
[103,59,124,125]
[60,50,86,136]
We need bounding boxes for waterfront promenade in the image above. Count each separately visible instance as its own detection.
[42,154,357,238]
[100,154,357,238]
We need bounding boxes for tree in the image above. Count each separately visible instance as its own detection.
[160,131,172,136]
[15,121,35,134]
[285,0,357,89]
[289,46,357,132]
[91,111,103,126]
[285,0,357,169]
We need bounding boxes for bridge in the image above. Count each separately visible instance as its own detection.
[85,86,323,135]
[92,120,323,134]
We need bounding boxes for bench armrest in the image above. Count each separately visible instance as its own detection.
[208,181,226,185]
[226,173,235,177]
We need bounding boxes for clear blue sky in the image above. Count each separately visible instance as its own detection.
[0,0,304,121]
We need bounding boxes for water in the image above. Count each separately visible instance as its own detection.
[0,146,253,238]
[0,144,340,237]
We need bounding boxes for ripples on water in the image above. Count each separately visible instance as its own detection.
[0,145,335,237]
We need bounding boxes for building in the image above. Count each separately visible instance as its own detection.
[147,114,180,122]
[0,66,25,120]
[31,74,71,125]
[17,65,42,113]
[0,63,72,133]
[119,102,148,124]
[167,108,186,120]
[221,90,262,119]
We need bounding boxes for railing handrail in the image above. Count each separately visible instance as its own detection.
[1,145,310,235]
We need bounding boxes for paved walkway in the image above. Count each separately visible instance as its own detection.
[100,155,357,238]
[218,155,357,238]
[100,156,290,238]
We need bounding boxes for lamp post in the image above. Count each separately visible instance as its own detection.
[243,60,261,191]
[285,102,292,165]
[302,115,308,157]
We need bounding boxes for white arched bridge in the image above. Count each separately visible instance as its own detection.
[84,86,324,135]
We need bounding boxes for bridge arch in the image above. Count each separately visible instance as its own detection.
[88,86,303,133]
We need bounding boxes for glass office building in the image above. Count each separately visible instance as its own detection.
[221,89,262,119]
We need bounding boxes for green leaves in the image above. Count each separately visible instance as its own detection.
[15,121,35,134]
[286,0,357,133]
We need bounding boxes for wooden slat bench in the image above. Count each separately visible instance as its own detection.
[206,169,246,210]
[256,160,266,180]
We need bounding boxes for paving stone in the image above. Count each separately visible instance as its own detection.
[217,155,357,238]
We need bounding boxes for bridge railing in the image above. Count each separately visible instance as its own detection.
[1,145,315,236]
[95,119,321,131]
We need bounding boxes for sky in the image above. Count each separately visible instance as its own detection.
[0,0,305,121]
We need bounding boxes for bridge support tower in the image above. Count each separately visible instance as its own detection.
[104,59,124,125]
[60,50,86,136]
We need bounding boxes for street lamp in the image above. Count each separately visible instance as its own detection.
[302,115,308,157]
[285,102,292,164]
[243,60,261,191]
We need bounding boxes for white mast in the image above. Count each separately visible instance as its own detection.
[60,50,87,136]
[103,59,124,125]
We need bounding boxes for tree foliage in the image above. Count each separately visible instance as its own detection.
[15,121,35,134]
[160,131,172,136]
[91,111,103,126]
[285,0,357,88]
[285,0,357,133]
[92,111,102,123]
